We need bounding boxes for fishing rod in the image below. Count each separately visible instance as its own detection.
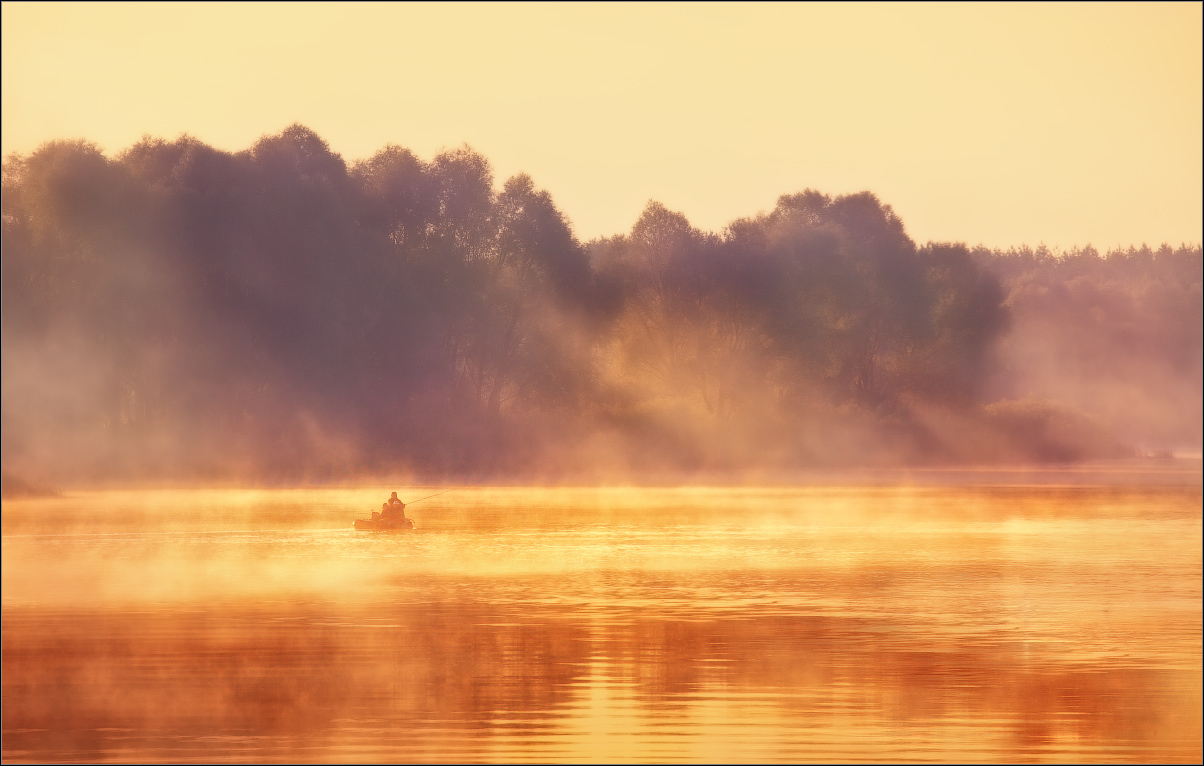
[405,488,454,506]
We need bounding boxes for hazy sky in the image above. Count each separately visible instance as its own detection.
[3,2,1200,248]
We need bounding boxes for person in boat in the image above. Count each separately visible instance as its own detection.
[382,492,407,522]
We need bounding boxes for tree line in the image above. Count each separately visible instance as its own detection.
[3,126,1199,482]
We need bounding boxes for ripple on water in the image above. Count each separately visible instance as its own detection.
[2,485,1201,762]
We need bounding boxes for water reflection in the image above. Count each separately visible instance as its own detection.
[2,486,1201,762]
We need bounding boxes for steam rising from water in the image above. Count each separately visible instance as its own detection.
[3,486,1200,762]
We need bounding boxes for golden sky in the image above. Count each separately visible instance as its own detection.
[3,2,1200,248]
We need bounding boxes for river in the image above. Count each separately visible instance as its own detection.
[3,484,1201,762]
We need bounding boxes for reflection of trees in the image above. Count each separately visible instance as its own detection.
[1,602,593,761]
[3,596,1194,762]
[613,613,1185,748]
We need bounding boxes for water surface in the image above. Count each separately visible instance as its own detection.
[3,485,1201,762]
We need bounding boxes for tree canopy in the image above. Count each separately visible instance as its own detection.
[3,126,1199,482]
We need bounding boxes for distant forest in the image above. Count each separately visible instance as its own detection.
[3,125,1201,483]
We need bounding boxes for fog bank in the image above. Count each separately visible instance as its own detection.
[3,127,1200,484]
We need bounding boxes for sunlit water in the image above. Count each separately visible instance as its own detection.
[3,485,1201,763]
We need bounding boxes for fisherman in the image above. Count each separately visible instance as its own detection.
[387,491,405,514]
[381,492,408,523]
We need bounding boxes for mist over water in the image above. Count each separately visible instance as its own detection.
[3,486,1200,762]
[2,126,1201,762]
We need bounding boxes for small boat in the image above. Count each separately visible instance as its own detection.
[353,516,414,531]
[355,489,450,532]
